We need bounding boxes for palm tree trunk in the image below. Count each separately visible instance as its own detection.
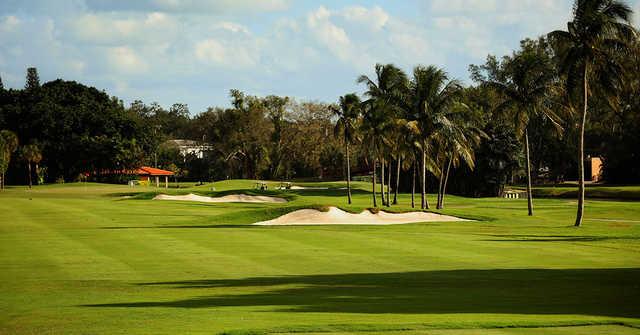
[1,151,5,190]
[421,148,429,209]
[411,162,415,208]
[575,64,588,227]
[345,140,352,204]
[441,156,453,209]
[27,162,32,189]
[35,163,39,185]
[380,157,386,206]
[386,159,391,207]
[393,156,400,205]
[372,158,377,207]
[437,160,445,209]
[525,127,534,216]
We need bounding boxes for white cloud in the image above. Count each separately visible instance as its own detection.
[341,6,389,31]
[153,0,290,12]
[388,32,429,60]
[70,12,178,45]
[107,46,148,73]
[194,38,259,68]
[85,0,290,13]
[430,0,569,35]
[431,0,497,13]
[434,16,477,30]
[307,6,353,62]
[212,21,250,34]
[0,15,20,32]
[194,39,225,63]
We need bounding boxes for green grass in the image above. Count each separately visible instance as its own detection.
[512,184,640,200]
[1,181,639,334]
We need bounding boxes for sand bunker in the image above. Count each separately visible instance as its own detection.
[254,206,469,225]
[290,186,328,190]
[154,193,287,203]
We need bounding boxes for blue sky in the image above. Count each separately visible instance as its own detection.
[1,0,639,114]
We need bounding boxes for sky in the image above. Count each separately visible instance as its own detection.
[1,0,640,114]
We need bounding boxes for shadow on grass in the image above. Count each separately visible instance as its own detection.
[483,234,640,242]
[82,268,640,318]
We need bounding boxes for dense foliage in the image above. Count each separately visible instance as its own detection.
[1,0,638,214]
[0,79,147,183]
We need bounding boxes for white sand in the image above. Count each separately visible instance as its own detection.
[254,206,469,225]
[290,186,328,190]
[153,193,287,203]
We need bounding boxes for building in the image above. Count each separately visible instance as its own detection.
[135,166,174,188]
[168,139,214,159]
[588,156,603,182]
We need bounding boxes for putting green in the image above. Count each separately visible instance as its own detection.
[0,181,639,334]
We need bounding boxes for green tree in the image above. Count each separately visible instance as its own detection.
[20,144,42,188]
[549,0,635,226]
[25,67,40,90]
[333,93,361,204]
[408,65,461,209]
[358,64,407,207]
[0,130,19,189]
[265,95,290,179]
[434,103,485,209]
[486,48,559,216]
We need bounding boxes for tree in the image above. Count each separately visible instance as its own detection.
[358,64,408,207]
[595,39,640,183]
[408,65,461,209]
[434,103,485,209]
[333,93,361,204]
[485,47,559,216]
[0,130,19,189]
[265,95,290,179]
[549,0,635,226]
[0,74,4,90]
[25,67,40,90]
[20,144,42,188]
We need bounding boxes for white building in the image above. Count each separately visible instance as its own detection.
[168,139,214,159]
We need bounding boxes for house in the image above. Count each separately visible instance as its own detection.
[135,166,174,188]
[168,139,214,159]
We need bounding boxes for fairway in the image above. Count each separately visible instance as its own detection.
[1,181,639,334]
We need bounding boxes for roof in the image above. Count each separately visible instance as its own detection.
[136,166,174,176]
[168,139,197,146]
[167,139,214,149]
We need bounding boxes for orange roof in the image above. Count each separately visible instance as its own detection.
[136,166,174,176]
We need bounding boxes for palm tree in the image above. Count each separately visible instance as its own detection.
[409,65,461,209]
[360,99,394,207]
[549,0,635,226]
[21,144,42,189]
[487,51,559,216]
[358,64,408,207]
[333,94,362,204]
[0,130,19,190]
[434,103,486,209]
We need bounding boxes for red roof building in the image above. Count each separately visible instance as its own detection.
[135,166,174,188]
[136,166,174,176]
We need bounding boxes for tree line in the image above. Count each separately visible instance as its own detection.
[1,0,638,226]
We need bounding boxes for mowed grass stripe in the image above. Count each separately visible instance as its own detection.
[202,228,410,275]
[3,199,139,280]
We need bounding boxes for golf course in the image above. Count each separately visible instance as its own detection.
[1,181,639,334]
